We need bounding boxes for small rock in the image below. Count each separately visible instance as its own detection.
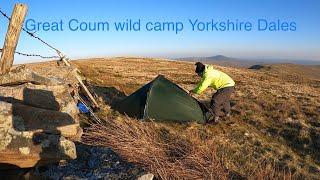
[285,117,293,123]
[19,147,30,155]
[137,173,154,180]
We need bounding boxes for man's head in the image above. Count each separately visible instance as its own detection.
[195,62,205,77]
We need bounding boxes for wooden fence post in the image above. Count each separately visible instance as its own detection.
[0,3,28,74]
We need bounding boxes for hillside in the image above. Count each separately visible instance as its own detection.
[179,55,320,68]
[178,55,258,67]
[25,57,320,179]
[249,63,320,83]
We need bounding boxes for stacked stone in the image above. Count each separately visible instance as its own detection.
[0,67,82,168]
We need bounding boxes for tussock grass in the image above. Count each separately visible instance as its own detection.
[83,117,229,179]
[83,114,297,179]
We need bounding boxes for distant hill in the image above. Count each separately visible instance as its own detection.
[178,55,320,68]
[203,55,237,61]
[178,55,257,67]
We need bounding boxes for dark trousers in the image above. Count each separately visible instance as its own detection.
[210,86,234,117]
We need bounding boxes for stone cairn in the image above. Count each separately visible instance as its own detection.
[0,65,83,169]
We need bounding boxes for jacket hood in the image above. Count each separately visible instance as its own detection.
[204,65,214,74]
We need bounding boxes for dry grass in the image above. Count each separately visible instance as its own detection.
[83,117,229,179]
[249,163,294,180]
[82,114,297,179]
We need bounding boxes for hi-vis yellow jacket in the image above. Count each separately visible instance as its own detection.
[192,65,235,94]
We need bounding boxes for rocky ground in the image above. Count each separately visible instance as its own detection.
[33,142,144,179]
[1,142,144,179]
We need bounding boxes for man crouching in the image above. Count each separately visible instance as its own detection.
[189,62,235,123]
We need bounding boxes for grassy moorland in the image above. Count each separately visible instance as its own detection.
[27,57,320,179]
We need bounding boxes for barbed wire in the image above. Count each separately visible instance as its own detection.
[0,8,62,58]
[0,7,101,115]
[0,48,59,59]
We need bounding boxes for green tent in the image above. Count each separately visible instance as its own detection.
[115,75,206,124]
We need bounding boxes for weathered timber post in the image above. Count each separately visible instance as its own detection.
[0,3,28,74]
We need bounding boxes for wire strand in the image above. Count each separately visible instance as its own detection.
[0,8,62,57]
[0,48,59,59]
